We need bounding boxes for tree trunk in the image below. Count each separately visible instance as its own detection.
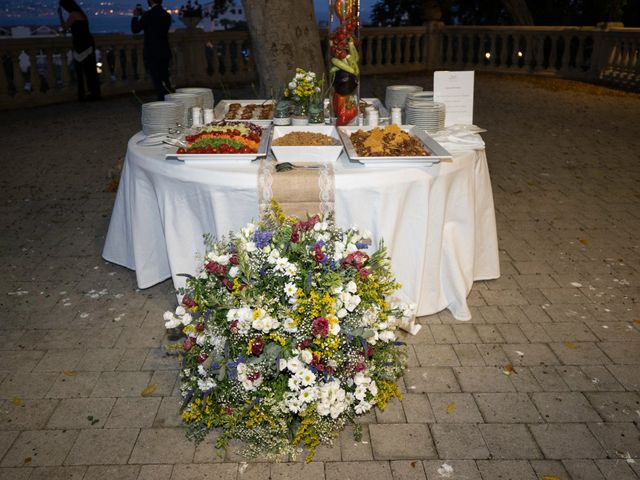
[241,0,325,97]
[501,0,534,25]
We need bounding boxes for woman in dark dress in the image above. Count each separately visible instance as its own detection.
[59,0,101,100]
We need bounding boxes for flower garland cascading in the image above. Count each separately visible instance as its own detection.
[164,203,413,461]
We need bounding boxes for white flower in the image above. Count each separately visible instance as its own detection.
[354,401,372,414]
[346,243,358,254]
[278,358,288,371]
[329,322,341,335]
[330,403,345,419]
[299,387,317,403]
[285,263,298,277]
[300,349,313,364]
[180,313,192,326]
[316,402,330,416]
[287,357,302,374]
[284,282,297,298]
[354,373,371,386]
[287,397,302,413]
[175,306,186,316]
[195,334,205,346]
[274,257,289,272]
[345,295,361,312]
[354,385,368,401]
[244,241,257,253]
[197,365,207,376]
[288,376,301,391]
[228,266,240,278]
[297,368,316,387]
[163,311,181,329]
[368,381,378,397]
[197,377,216,391]
[267,249,280,264]
[283,317,298,332]
[346,281,358,294]
[209,253,231,265]
[288,81,296,89]
[337,308,348,319]
[378,330,396,343]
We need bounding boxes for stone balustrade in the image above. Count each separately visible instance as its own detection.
[0,24,637,108]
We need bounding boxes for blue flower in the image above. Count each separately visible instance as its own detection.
[355,242,369,249]
[253,229,273,248]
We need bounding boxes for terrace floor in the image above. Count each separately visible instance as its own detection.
[1,73,639,480]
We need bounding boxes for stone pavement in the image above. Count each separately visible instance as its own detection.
[0,74,639,479]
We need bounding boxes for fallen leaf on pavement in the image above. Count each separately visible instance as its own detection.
[63,370,78,377]
[11,397,22,406]
[564,342,578,349]
[141,384,157,397]
[543,476,561,480]
[447,402,456,414]
[503,363,517,375]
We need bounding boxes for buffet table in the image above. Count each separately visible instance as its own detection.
[103,132,499,320]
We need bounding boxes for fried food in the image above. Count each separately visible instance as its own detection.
[349,124,430,157]
[272,131,338,146]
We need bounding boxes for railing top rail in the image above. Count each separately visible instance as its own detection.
[443,25,640,33]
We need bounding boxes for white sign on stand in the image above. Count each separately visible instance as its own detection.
[434,71,475,126]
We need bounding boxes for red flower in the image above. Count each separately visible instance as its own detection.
[229,255,238,265]
[183,339,194,351]
[196,352,208,364]
[358,268,371,278]
[367,345,374,357]
[181,295,197,308]
[355,362,365,372]
[196,323,205,332]
[230,320,238,333]
[312,316,329,337]
[222,278,234,291]
[225,407,233,416]
[298,338,312,349]
[205,261,227,276]
[313,244,327,264]
[251,337,264,356]
[247,372,261,382]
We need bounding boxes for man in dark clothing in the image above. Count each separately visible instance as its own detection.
[132,0,172,100]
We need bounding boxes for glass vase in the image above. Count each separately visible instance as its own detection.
[291,99,309,126]
[328,0,360,126]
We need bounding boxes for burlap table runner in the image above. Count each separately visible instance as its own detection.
[258,160,335,219]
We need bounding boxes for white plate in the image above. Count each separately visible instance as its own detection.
[165,125,271,163]
[337,125,451,165]
[213,100,274,126]
[271,125,343,165]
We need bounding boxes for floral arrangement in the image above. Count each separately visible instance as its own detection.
[284,68,322,106]
[164,203,411,461]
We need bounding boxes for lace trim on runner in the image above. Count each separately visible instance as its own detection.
[257,159,274,215]
[319,163,335,216]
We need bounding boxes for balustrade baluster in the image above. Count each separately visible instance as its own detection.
[496,33,506,68]
[575,35,586,71]
[394,33,403,65]
[510,35,520,69]
[403,34,412,65]
[548,35,558,71]
[454,33,463,66]
[561,34,572,73]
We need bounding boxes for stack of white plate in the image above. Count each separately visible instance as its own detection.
[164,92,201,126]
[385,85,423,110]
[141,101,181,136]
[405,92,445,133]
[175,87,214,109]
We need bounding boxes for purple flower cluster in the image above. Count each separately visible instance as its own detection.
[253,229,273,248]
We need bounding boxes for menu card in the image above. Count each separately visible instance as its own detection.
[433,71,475,126]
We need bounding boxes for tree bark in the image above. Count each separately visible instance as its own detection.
[241,0,325,97]
[501,0,534,25]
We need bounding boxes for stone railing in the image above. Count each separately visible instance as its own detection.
[439,25,640,90]
[0,24,637,108]
[0,28,256,108]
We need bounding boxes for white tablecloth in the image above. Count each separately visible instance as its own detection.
[103,133,500,320]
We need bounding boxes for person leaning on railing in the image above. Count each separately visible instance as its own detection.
[131,0,173,100]
[58,0,101,101]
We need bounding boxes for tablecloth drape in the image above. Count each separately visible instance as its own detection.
[103,133,500,320]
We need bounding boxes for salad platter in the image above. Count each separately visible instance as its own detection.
[165,121,271,163]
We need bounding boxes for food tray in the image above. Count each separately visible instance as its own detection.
[337,125,451,166]
[213,100,274,127]
[165,125,271,164]
[271,125,343,165]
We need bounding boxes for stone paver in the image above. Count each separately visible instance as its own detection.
[369,424,436,460]
[1,75,639,476]
[2,430,78,467]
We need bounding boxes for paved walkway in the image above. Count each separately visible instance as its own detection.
[1,74,639,480]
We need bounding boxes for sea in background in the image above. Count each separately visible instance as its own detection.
[0,3,373,34]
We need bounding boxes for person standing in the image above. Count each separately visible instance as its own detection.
[131,0,173,100]
[59,0,101,101]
